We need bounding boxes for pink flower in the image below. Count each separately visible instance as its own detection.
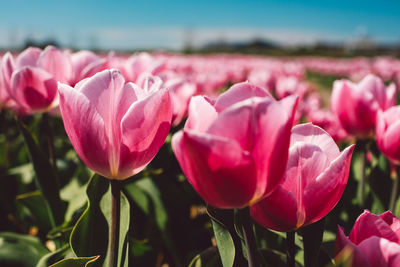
[70,50,107,86]
[172,82,297,209]
[335,210,400,267]
[164,78,197,126]
[1,46,72,113]
[331,74,396,138]
[308,109,350,143]
[250,123,354,232]
[58,69,172,180]
[376,106,400,164]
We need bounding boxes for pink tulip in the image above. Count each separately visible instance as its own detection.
[164,78,197,126]
[70,50,107,86]
[376,106,400,164]
[10,66,58,112]
[335,210,400,267]
[37,46,72,84]
[250,123,354,232]
[124,53,165,84]
[58,69,172,180]
[331,74,396,138]
[172,82,297,209]
[2,46,72,113]
[308,109,350,143]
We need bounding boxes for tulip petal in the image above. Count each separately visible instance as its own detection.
[331,80,376,136]
[303,145,354,225]
[358,236,400,267]
[37,46,72,83]
[71,50,106,83]
[385,83,397,110]
[185,96,218,132]
[78,69,125,126]
[380,211,400,240]
[172,130,257,209]
[58,83,110,177]
[252,96,295,198]
[10,66,57,111]
[1,52,15,93]
[349,210,400,245]
[214,82,271,112]
[250,185,299,232]
[118,88,172,179]
[15,47,41,68]
[291,123,340,162]
[382,121,400,163]
[335,226,370,267]
[207,99,257,151]
[359,74,387,109]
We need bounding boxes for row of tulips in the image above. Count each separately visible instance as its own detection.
[1,46,400,266]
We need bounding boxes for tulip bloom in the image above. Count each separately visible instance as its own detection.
[2,46,72,113]
[250,123,354,232]
[58,69,172,180]
[335,210,400,266]
[376,106,400,164]
[70,50,107,86]
[172,82,297,209]
[164,78,197,126]
[331,74,396,138]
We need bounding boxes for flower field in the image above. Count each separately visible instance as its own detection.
[1,46,400,266]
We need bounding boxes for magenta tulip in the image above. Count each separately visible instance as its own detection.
[250,123,354,232]
[376,106,400,164]
[335,210,400,267]
[331,74,396,138]
[172,82,297,209]
[58,69,172,180]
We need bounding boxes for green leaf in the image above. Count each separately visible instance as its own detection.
[100,184,130,267]
[394,195,400,218]
[0,232,49,267]
[60,178,88,221]
[70,174,109,265]
[188,247,221,267]
[371,190,386,214]
[211,219,235,267]
[126,177,167,231]
[131,239,152,258]
[16,191,53,230]
[36,244,70,267]
[268,229,304,249]
[16,118,66,226]
[123,177,181,267]
[49,256,100,267]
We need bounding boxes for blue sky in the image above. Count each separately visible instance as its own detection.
[0,0,399,50]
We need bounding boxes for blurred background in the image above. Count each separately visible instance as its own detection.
[1,0,399,56]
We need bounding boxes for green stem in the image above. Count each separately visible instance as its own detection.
[302,219,325,267]
[358,142,367,207]
[389,165,400,211]
[41,113,60,187]
[107,180,121,267]
[286,231,295,267]
[238,207,260,267]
